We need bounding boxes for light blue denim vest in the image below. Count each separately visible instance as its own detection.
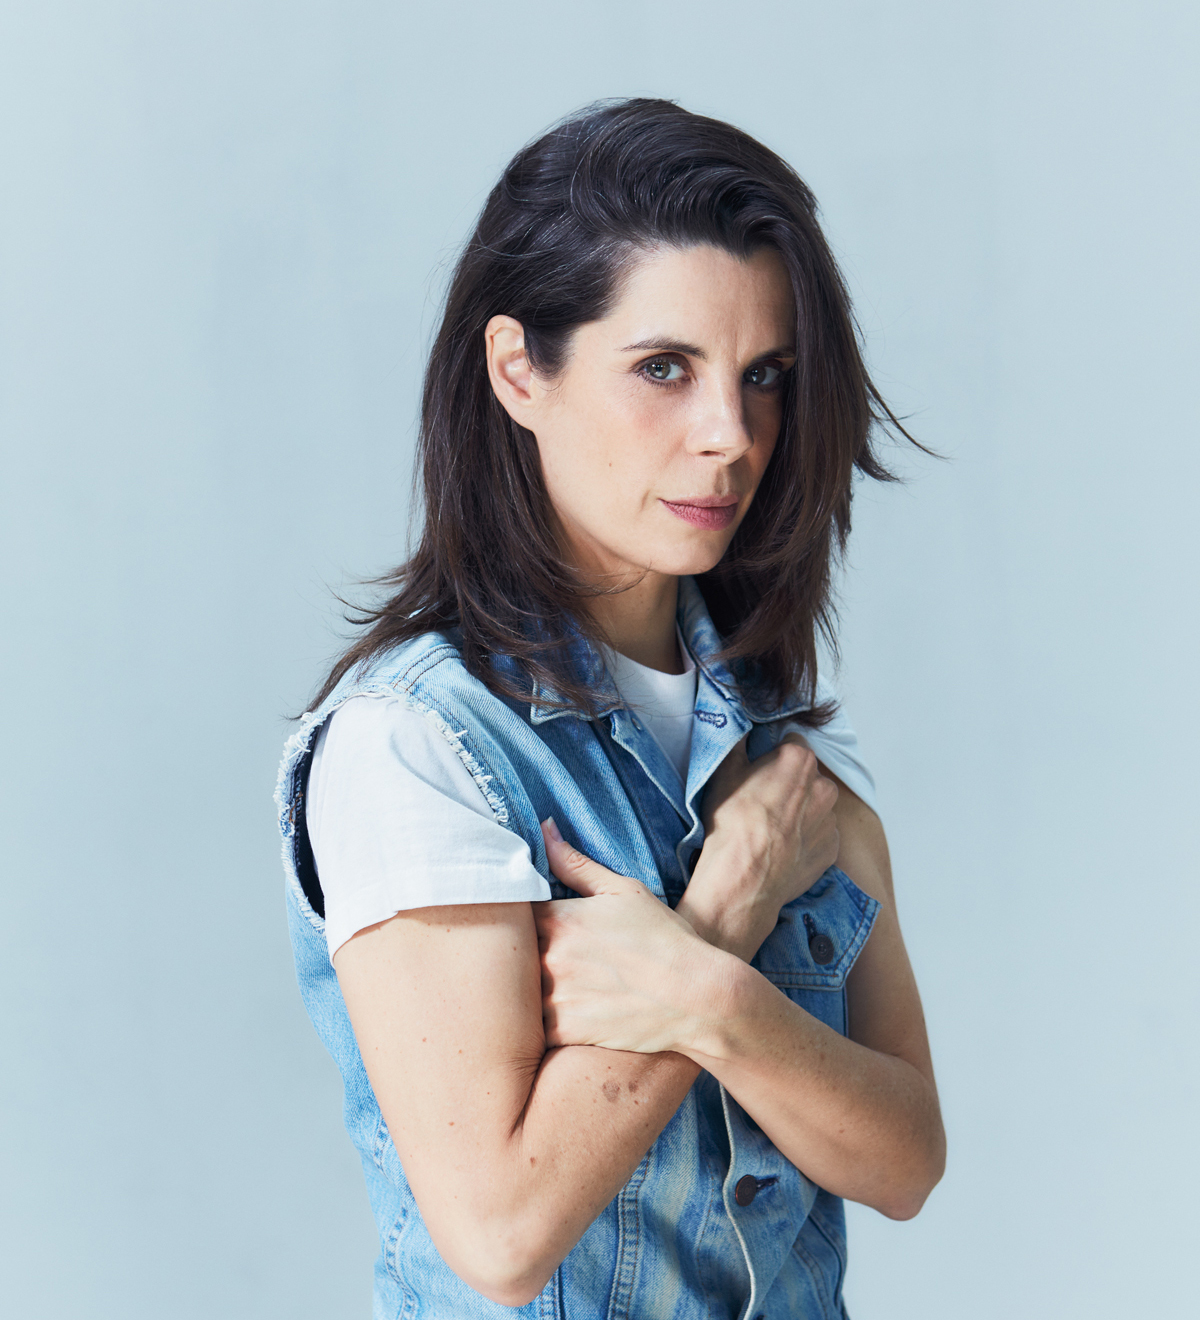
[276,578,879,1319]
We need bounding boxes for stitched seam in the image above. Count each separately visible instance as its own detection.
[383,1211,417,1312]
[371,1110,394,1177]
[791,1236,837,1320]
[692,1155,722,1301]
[807,1206,848,1304]
[538,1269,562,1319]
[388,644,461,694]
[607,1153,650,1318]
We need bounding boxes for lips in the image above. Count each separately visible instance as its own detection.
[660,497,740,530]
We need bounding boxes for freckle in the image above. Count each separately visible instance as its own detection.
[530,1156,537,1165]
[602,1080,621,1103]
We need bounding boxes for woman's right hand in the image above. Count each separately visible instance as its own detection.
[678,734,839,961]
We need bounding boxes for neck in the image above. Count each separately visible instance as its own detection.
[586,572,682,674]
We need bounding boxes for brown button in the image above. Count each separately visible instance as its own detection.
[734,1174,759,1206]
[809,932,835,965]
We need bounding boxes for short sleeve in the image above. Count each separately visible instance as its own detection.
[781,674,878,816]
[307,694,551,963]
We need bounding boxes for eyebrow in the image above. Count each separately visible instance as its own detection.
[620,337,707,359]
[618,337,797,361]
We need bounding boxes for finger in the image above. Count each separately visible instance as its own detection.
[540,818,639,897]
[543,1015,564,1050]
[809,773,839,814]
[774,737,819,782]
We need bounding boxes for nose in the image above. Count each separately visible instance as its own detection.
[685,377,755,463]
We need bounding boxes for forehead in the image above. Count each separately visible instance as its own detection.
[600,243,795,347]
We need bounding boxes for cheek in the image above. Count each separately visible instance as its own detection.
[747,395,784,467]
[535,398,646,520]
[603,382,678,447]
[567,387,681,486]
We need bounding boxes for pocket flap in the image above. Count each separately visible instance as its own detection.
[753,866,879,989]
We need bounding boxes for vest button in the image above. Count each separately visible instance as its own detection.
[734,1174,759,1206]
[809,932,835,965]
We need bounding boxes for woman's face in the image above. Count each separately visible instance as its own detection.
[486,244,796,585]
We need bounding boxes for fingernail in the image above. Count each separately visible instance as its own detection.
[543,816,563,843]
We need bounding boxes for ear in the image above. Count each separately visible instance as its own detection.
[485,314,538,427]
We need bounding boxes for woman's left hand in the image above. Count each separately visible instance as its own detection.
[533,818,717,1055]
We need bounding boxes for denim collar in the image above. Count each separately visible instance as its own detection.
[529,577,810,726]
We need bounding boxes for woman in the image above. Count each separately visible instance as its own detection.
[277,98,944,1317]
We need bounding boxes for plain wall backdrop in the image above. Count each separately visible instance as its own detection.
[2,1,1196,1315]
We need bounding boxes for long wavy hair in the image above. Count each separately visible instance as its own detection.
[310,98,910,720]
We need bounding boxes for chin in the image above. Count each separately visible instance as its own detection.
[651,540,730,579]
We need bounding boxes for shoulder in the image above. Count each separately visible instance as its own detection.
[340,629,471,699]
[316,694,483,800]
[330,631,526,727]
[777,672,879,817]
[280,631,520,817]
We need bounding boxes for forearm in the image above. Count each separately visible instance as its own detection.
[677,944,944,1219]
[675,775,944,1216]
[466,1045,698,1303]
[457,865,772,1298]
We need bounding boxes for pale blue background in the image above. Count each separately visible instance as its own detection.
[2,2,1196,1315]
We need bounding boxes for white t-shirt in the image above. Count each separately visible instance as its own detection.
[307,656,876,963]
[598,630,698,784]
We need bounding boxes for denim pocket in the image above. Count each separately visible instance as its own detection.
[752,867,879,1035]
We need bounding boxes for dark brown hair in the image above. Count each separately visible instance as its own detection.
[310,98,909,720]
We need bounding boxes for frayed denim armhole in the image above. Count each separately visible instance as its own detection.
[399,697,510,826]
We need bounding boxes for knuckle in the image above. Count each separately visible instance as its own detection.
[776,740,806,768]
[813,776,838,810]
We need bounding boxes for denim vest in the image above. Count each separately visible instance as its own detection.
[276,578,879,1319]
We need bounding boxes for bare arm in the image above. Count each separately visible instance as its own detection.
[539,747,945,1221]
[334,890,703,1307]
[678,774,944,1218]
[334,737,933,1304]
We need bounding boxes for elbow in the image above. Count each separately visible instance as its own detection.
[471,1268,551,1311]
[876,1132,946,1222]
[470,1276,549,1311]
[877,1184,933,1222]
[438,1225,559,1309]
